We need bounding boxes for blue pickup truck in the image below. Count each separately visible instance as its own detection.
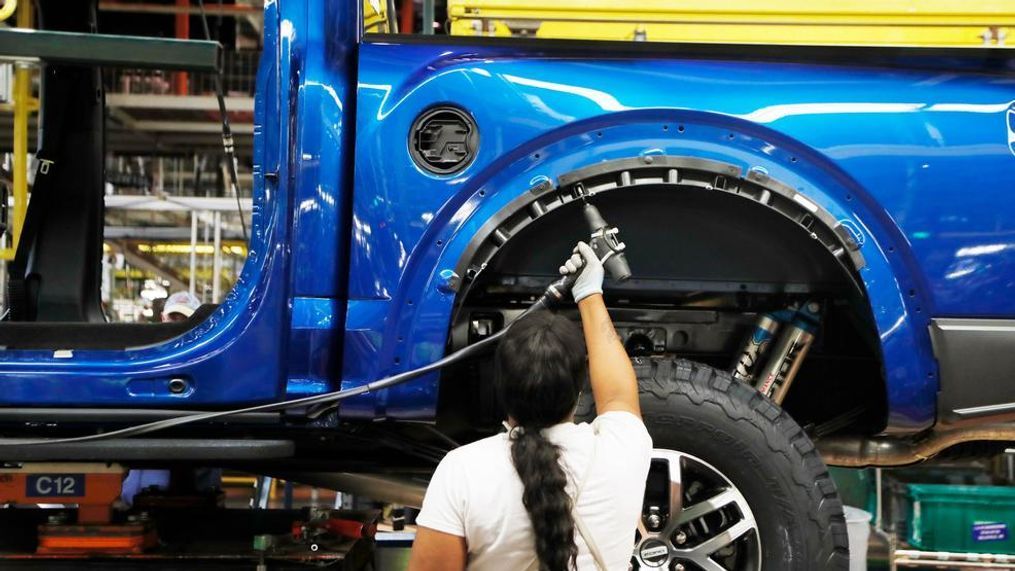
[4,1,1015,569]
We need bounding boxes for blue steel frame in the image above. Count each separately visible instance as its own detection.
[0,1,1012,437]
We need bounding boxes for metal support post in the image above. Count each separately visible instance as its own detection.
[212,211,222,303]
[175,157,182,194]
[875,467,883,531]
[422,0,434,34]
[189,210,197,296]
[155,157,164,195]
[201,215,210,302]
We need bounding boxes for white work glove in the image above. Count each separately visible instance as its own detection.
[559,241,604,303]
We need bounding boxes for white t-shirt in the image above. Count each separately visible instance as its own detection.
[416,411,653,570]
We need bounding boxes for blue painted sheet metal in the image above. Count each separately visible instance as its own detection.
[339,299,392,418]
[0,0,294,407]
[287,296,345,397]
[290,0,357,299]
[348,39,1014,429]
[283,0,357,400]
[0,0,359,408]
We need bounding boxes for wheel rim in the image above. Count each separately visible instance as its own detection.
[633,449,762,571]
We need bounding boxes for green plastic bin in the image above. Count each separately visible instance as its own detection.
[907,484,1015,554]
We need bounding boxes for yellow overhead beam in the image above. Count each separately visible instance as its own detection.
[449,0,1015,46]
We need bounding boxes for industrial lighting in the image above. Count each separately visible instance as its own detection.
[134,243,248,256]
[139,279,168,301]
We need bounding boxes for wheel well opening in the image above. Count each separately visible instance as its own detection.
[437,158,887,442]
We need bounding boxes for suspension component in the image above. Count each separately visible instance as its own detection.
[755,301,821,404]
[730,305,798,382]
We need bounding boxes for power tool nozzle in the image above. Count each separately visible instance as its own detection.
[537,199,632,308]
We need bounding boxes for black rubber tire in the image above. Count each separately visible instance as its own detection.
[577,357,850,570]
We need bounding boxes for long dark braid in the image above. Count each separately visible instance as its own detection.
[495,311,587,571]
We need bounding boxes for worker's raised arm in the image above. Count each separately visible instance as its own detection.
[561,242,641,418]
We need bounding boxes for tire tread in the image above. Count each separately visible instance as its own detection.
[580,357,850,569]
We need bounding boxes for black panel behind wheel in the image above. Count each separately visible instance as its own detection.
[577,357,850,570]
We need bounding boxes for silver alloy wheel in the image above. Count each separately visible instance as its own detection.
[634,449,762,571]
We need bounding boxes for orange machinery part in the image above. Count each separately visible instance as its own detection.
[292,516,378,541]
[36,524,158,555]
[0,471,122,524]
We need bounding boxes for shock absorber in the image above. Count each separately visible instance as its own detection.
[754,300,822,405]
[730,304,799,383]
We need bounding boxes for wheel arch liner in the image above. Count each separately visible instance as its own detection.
[452,155,866,303]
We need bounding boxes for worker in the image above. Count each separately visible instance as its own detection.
[161,290,201,322]
[408,242,652,570]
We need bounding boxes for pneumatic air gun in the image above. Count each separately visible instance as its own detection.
[536,200,631,309]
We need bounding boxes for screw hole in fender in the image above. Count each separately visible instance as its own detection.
[168,378,189,394]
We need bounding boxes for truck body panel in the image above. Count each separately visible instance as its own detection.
[0,1,1012,439]
[346,38,1013,431]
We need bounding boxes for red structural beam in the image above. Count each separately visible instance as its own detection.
[174,0,190,95]
[400,0,414,34]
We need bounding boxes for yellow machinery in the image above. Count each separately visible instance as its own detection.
[448,0,1014,46]
[0,0,15,23]
[364,0,395,34]
[1,0,36,261]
